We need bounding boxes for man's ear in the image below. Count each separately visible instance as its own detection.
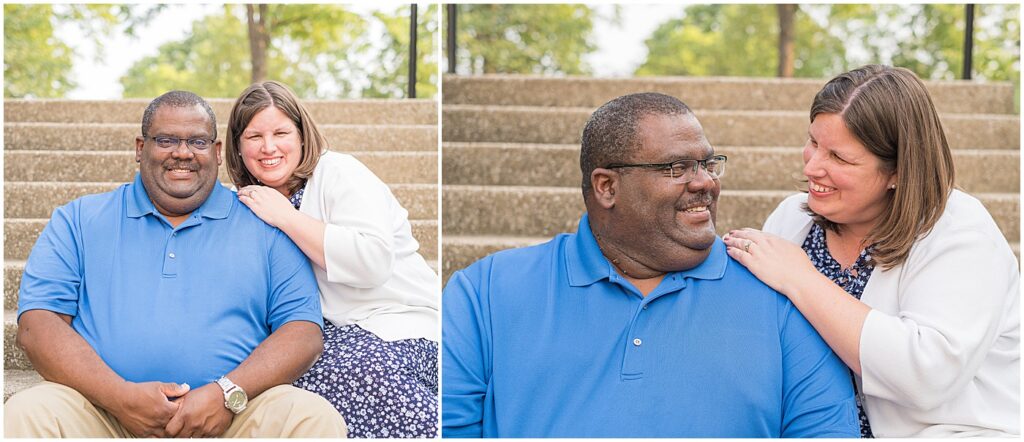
[214,140,223,165]
[590,168,619,209]
[135,136,144,163]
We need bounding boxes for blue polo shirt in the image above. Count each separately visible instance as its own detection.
[18,173,322,388]
[442,214,858,438]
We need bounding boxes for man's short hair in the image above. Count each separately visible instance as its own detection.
[580,92,692,195]
[141,90,218,139]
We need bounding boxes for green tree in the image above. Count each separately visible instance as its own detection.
[4,4,75,98]
[4,4,146,98]
[637,4,1019,85]
[636,5,844,77]
[120,5,367,99]
[972,4,1020,83]
[451,4,596,75]
[364,5,438,98]
[120,8,251,98]
[250,4,366,97]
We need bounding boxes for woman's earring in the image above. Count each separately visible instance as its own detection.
[889,184,897,190]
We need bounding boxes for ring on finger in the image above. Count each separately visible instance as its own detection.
[743,240,752,254]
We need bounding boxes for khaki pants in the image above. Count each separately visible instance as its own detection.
[4,381,347,438]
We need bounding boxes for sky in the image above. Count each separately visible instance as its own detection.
[586,4,686,77]
[56,3,678,99]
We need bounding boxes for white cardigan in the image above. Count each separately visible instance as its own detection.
[763,190,1019,437]
[298,151,439,342]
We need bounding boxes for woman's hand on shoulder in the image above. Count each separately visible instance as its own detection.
[723,228,818,297]
[237,185,295,228]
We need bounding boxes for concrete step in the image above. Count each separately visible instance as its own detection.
[4,181,437,221]
[5,261,25,311]
[5,99,438,125]
[442,185,1020,242]
[440,235,551,284]
[443,74,1017,115]
[440,235,1022,286]
[4,123,438,151]
[442,142,1020,194]
[5,369,43,401]
[5,311,28,370]
[442,105,1020,150]
[4,218,438,263]
[4,150,438,185]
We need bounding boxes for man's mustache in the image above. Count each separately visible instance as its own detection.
[678,193,715,210]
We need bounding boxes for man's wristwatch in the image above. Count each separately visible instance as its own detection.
[216,377,247,414]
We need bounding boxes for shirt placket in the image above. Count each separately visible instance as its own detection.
[161,216,200,278]
[162,229,179,278]
[621,296,654,381]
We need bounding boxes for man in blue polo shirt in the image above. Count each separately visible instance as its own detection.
[442,93,859,437]
[5,91,346,438]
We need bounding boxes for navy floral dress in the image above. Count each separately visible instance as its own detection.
[801,223,875,438]
[288,186,440,438]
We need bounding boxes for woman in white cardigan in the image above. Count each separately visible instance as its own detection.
[224,81,439,438]
[723,65,1019,437]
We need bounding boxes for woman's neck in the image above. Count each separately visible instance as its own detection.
[825,228,870,270]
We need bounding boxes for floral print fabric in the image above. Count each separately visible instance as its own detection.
[802,223,875,438]
[294,321,439,438]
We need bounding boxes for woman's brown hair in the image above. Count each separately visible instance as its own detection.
[806,64,955,269]
[225,81,328,196]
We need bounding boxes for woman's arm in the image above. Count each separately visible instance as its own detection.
[238,156,398,288]
[722,229,870,374]
[726,225,1018,409]
[238,186,328,270]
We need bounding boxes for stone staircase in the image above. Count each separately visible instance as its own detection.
[441,74,1020,284]
[4,98,439,400]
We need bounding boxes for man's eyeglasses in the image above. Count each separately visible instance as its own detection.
[604,155,727,183]
[146,136,215,152]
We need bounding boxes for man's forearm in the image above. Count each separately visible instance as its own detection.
[17,310,127,411]
[223,320,323,398]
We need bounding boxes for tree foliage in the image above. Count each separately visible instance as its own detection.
[636,4,1020,84]
[121,8,250,99]
[4,4,145,98]
[636,5,845,77]
[6,4,435,99]
[364,4,439,98]
[5,4,74,98]
[451,4,596,75]
[121,5,367,99]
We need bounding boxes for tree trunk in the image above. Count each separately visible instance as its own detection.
[776,4,796,78]
[247,4,270,84]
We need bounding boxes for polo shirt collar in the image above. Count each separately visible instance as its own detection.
[126,172,232,221]
[566,214,615,286]
[565,213,728,287]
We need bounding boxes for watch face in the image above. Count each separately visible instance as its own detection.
[227,390,246,408]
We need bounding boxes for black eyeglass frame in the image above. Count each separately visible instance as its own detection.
[144,136,216,151]
[604,154,728,180]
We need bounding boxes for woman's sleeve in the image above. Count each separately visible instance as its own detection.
[859,226,1019,410]
[319,157,397,287]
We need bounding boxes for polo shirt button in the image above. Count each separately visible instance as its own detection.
[642,305,648,310]
[169,252,176,259]
[633,338,642,346]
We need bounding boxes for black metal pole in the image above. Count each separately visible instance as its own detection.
[409,3,418,98]
[962,4,975,80]
[447,4,457,74]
